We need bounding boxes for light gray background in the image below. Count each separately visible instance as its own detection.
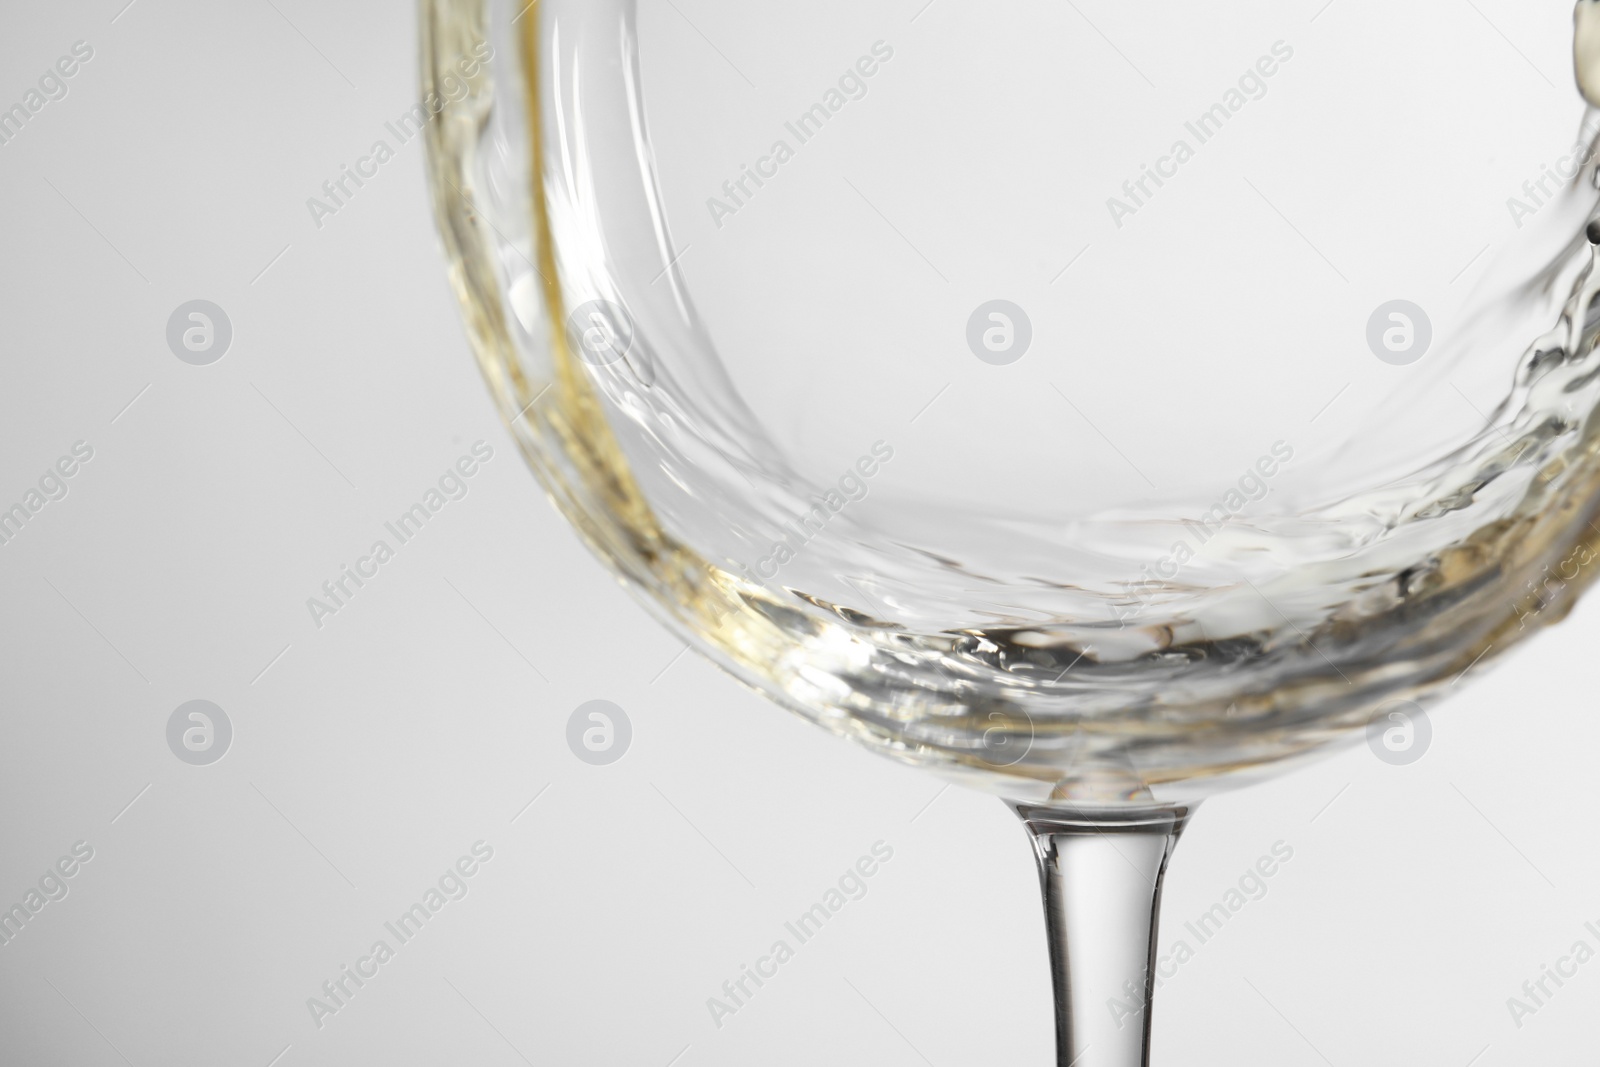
[0,1,1596,1064]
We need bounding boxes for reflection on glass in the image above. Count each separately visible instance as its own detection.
[424,2,1600,1061]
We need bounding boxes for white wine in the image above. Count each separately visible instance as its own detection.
[426,0,1600,803]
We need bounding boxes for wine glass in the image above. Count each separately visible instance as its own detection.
[422,0,1600,1061]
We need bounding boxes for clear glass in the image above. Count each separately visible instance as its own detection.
[422,1,1600,1061]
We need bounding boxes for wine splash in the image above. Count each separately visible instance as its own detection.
[425,0,1600,804]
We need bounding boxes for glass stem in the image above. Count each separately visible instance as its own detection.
[1010,802,1196,1067]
